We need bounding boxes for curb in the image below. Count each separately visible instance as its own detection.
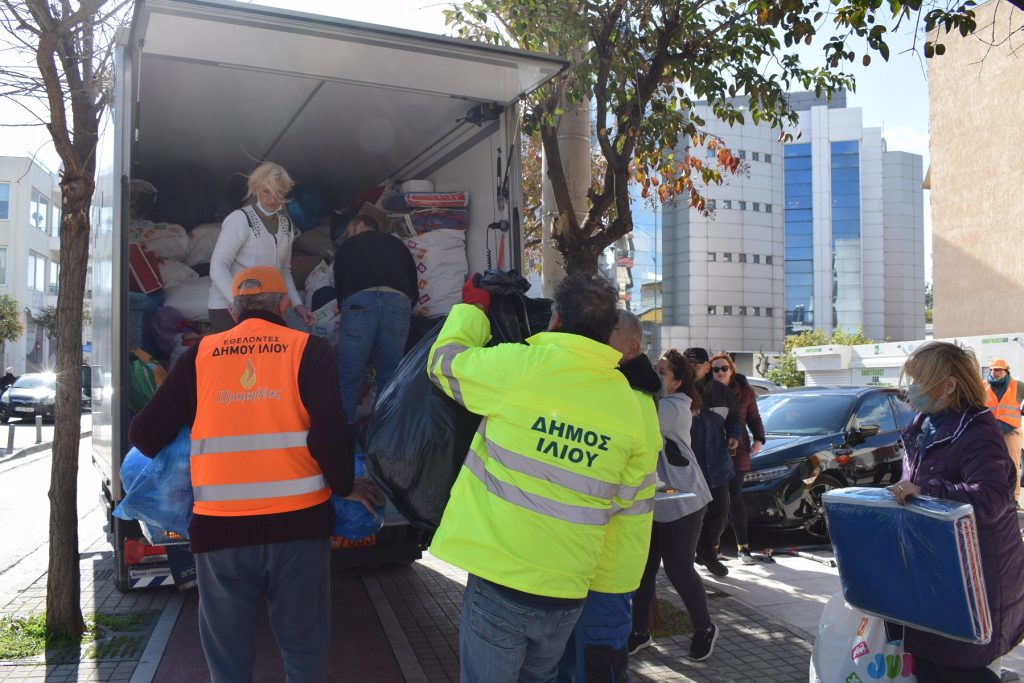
[0,431,92,467]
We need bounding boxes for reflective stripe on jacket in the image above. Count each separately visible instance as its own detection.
[426,303,659,599]
[986,379,1022,429]
[191,317,329,516]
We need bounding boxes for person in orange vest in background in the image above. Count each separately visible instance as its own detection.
[984,358,1024,505]
[129,265,382,682]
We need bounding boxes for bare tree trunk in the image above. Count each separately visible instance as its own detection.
[46,174,93,639]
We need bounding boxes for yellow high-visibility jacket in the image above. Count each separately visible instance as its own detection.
[427,303,659,599]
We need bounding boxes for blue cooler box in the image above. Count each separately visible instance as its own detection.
[822,487,991,643]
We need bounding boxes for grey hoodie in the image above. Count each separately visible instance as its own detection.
[654,392,713,522]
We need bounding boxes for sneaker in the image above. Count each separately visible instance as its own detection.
[627,631,653,655]
[689,624,719,661]
[697,549,729,577]
[738,546,756,565]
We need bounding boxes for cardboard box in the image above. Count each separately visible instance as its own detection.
[357,201,387,230]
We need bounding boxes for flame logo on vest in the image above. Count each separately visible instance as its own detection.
[240,359,256,389]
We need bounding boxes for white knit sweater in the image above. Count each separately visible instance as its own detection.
[207,206,303,310]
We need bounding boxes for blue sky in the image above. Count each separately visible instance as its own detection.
[0,0,932,274]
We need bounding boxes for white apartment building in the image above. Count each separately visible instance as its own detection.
[0,156,62,373]
[657,92,925,372]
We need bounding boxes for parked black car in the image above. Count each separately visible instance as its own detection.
[0,372,91,423]
[742,386,915,539]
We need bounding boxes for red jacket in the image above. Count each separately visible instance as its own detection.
[726,374,765,472]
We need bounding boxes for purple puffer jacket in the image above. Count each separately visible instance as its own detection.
[901,405,1024,667]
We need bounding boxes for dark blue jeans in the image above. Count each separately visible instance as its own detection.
[195,538,331,682]
[460,574,584,683]
[556,591,632,682]
[337,289,411,422]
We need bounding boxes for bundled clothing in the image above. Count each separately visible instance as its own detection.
[901,406,1024,669]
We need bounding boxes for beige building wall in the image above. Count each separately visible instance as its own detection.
[929,0,1024,337]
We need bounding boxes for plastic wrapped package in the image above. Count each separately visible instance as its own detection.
[822,487,991,643]
[185,222,221,267]
[163,277,213,321]
[406,229,467,317]
[129,220,190,262]
[113,426,193,541]
[158,260,200,288]
[365,271,533,530]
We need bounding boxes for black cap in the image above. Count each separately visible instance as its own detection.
[683,347,710,364]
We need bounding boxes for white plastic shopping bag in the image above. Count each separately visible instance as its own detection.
[810,592,916,683]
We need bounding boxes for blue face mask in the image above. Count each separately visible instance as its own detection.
[907,383,941,414]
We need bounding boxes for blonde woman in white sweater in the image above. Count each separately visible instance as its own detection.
[207,162,318,331]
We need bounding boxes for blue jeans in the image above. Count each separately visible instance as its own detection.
[460,574,584,683]
[556,591,632,683]
[195,538,331,683]
[337,289,411,422]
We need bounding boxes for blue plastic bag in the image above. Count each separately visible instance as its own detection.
[332,453,384,540]
[113,426,193,540]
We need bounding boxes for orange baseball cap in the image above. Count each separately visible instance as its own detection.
[989,358,1009,370]
[231,266,287,297]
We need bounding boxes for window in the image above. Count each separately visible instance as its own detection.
[738,201,747,210]
[752,202,760,212]
[855,393,898,432]
[723,306,733,316]
[738,253,747,263]
[27,253,46,292]
[766,307,774,317]
[753,254,761,264]
[723,252,732,262]
[0,183,8,220]
[751,307,761,316]
[0,247,6,285]
[49,199,59,236]
[708,305,717,315]
[738,150,746,160]
[707,199,716,211]
[48,262,59,296]
[723,200,733,210]
[737,306,746,316]
[766,256,773,265]
[764,153,773,163]
[765,203,773,213]
[29,189,49,232]
[708,252,717,261]
[752,152,760,162]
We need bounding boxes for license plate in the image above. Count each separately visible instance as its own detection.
[14,406,33,412]
[330,534,377,549]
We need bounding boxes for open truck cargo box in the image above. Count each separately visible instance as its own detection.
[91,0,565,591]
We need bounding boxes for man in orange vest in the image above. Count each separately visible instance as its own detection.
[129,265,381,682]
[984,358,1024,504]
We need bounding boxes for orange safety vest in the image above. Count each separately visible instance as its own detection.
[985,379,1022,429]
[190,317,329,516]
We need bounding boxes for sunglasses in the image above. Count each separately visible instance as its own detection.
[711,366,730,373]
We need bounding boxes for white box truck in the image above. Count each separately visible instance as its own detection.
[90,0,564,590]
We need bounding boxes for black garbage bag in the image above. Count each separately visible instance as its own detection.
[364,270,535,531]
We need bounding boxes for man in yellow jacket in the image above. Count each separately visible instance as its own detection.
[428,273,659,682]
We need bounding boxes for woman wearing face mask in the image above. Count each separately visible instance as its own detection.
[890,342,1024,682]
[208,162,318,332]
[709,352,765,565]
[628,349,719,662]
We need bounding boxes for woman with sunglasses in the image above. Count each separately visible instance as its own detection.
[709,352,766,565]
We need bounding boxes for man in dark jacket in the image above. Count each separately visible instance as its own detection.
[129,266,381,681]
[332,214,418,423]
[0,368,16,394]
[684,347,741,577]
